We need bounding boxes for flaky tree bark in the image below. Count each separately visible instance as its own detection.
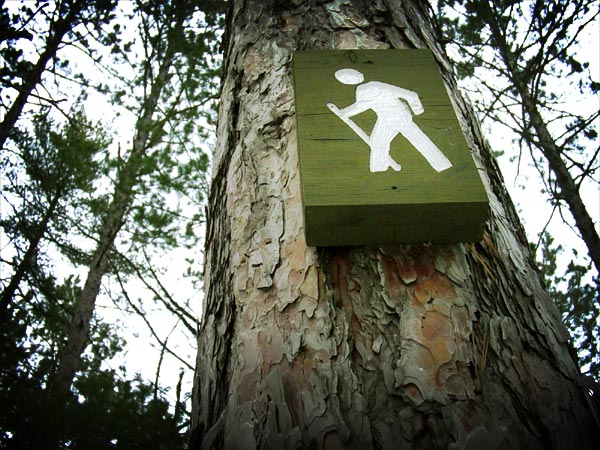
[190,2,599,449]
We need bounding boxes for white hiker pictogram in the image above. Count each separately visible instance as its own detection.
[327,68,453,173]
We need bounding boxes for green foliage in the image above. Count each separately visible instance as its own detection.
[534,233,600,379]
[0,6,34,90]
[71,372,185,449]
[437,0,600,374]
[0,0,118,150]
[1,0,226,446]
[99,0,221,256]
[0,309,185,449]
[436,0,599,189]
[0,109,110,319]
[0,273,187,449]
[14,108,109,194]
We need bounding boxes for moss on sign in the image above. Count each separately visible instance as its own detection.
[293,50,489,246]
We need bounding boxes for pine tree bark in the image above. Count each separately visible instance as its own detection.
[190,1,599,449]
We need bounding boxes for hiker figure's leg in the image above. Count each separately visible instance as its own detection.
[370,122,401,172]
[400,122,452,172]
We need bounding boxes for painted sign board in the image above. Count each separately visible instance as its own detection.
[293,50,489,247]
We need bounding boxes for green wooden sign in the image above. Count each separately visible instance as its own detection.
[293,50,489,247]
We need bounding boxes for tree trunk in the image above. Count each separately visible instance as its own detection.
[51,174,131,396]
[190,2,599,449]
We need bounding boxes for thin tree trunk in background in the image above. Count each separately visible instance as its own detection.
[521,85,600,274]
[0,190,61,320]
[190,1,599,449]
[480,0,600,276]
[50,174,130,396]
[0,1,86,150]
[51,45,176,398]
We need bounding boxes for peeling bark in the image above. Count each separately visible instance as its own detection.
[190,1,598,449]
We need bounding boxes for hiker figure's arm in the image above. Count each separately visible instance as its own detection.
[336,99,370,119]
[383,84,424,115]
[395,87,424,115]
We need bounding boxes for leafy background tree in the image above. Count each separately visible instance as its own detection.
[535,232,599,376]
[0,0,117,148]
[435,0,599,378]
[0,102,188,449]
[1,0,224,447]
